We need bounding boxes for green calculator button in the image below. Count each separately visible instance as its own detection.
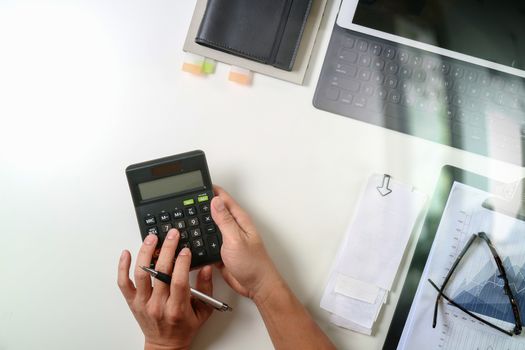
[197,195,209,202]
[183,199,195,206]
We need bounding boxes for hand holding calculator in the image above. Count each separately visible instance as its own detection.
[126,150,222,268]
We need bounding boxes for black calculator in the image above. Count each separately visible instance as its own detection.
[126,150,222,268]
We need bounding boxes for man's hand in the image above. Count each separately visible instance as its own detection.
[211,186,284,304]
[117,229,213,350]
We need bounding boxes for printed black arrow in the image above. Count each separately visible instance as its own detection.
[377,174,393,197]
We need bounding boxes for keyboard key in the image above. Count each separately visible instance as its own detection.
[384,76,398,89]
[359,54,372,67]
[335,63,357,77]
[353,96,367,108]
[180,230,188,240]
[325,86,340,101]
[192,238,204,249]
[159,212,170,222]
[397,50,410,64]
[363,85,374,96]
[144,215,156,226]
[466,71,477,83]
[207,236,220,254]
[372,58,385,70]
[174,220,186,230]
[331,76,360,91]
[440,63,450,75]
[338,48,358,63]
[345,37,355,48]
[411,55,423,66]
[185,207,197,216]
[202,214,213,224]
[423,57,438,70]
[340,91,353,104]
[173,209,184,219]
[388,91,402,104]
[357,39,369,52]
[377,88,388,100]
[199,203,210,213]
[371,43,382,56]
[400,66,412,78]
[452,66,464,78]
[188,217,199,227]
[205,225,216,234]
[190,228,202,238]
[386,62,399,74]
[371,71,384,84]
[358,69,372,81]
[147,226,159,235]
[195,249,207,258]
[414,69,427,82]
[161,223,172,233]
[383,47,396,59]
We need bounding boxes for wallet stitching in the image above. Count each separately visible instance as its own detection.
[288,0,313,68]
[196,37,270,62]
[269,0,295,64]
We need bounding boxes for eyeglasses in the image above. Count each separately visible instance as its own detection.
[428,232,523,336]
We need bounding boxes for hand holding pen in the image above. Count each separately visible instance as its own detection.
[118,229,225,350]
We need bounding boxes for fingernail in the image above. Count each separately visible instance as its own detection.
[144,234,156,245]
[214,197,225,212]
[179,247,190,256]
[120,250,127,261]
[166,229,178,240]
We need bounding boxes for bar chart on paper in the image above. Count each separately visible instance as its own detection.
[436,192,525,350]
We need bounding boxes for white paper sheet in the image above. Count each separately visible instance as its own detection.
[399,182,525,350]
[320,174,426,334]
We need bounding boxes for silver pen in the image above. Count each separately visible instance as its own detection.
[140,266,233,312]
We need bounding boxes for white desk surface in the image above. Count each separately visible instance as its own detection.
[1,1,524,349]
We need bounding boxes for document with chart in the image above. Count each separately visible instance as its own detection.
[399,182,525,350]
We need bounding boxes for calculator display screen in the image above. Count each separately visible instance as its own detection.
[138,170,204,201]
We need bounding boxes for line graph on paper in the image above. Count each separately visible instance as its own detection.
[434,199,525,350]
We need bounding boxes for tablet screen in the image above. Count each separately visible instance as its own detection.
[352,0,525,71]
[397,182,525,349]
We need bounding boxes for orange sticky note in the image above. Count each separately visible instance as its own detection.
[182,53,204,75]
[229,66,252,85]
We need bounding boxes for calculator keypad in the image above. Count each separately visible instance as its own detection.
[140,192,221,267]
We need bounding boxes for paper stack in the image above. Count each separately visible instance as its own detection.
[320,174,426,335]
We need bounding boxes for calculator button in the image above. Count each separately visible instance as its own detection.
[199,203,210,213]
[205,225,216,234]
[144,215,156,226]
[207,236,220,254]
[172,209,184,219]
[183,198,195,206]
[180,230,189,240]
[174,220,186,230]
[197,195,209,203]
[179,241,191,250]
[188,217,199,227]
[186,207,197,216]
[159,212,170,222]
[202,214,213,224]
[146,226,159,235]
[190,228,202,238]
[160,223,172,233]
[192,238,204,248]
[195,249,207,258]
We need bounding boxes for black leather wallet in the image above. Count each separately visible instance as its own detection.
[195,0,313,71]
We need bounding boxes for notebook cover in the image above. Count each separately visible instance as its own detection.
[195,0,312,71]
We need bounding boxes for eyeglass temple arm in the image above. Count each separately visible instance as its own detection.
[477,232,523,334]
